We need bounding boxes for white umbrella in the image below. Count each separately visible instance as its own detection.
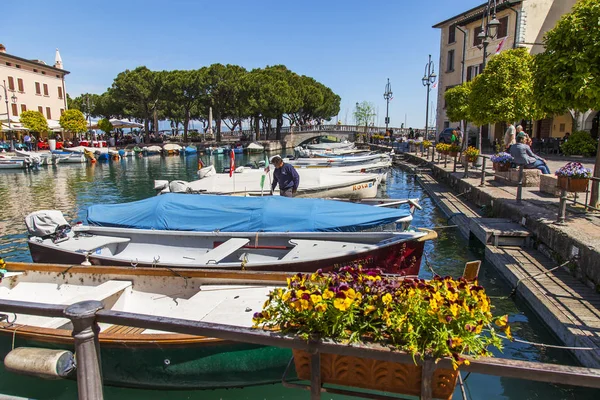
[1,122,29,132]
[109,119,143,128]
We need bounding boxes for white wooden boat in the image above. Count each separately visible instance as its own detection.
[246,142,264,153]
[162,143,182,155]
[48,150,86,164]
[63,146,109,154]
[0,158,26,169]
[26,219,434,275]
[0,262,297,389]
[291,153,390,166]
[306,141,354,151]
[160,168,382,198]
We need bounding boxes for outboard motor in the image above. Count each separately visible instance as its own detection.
[25,210,71,243]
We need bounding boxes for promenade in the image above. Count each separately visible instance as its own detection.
[390,148,600,368]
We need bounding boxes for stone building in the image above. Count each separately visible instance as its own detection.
[0,44,69,126]
[432,0,597,149]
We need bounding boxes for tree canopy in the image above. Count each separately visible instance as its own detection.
[354,101,376,127]
[469,48,539,126]
[20,111,48,137]
[67,64,340,143]
[59,109,87,135]
[444,82,472,123]
[97,118,113,134]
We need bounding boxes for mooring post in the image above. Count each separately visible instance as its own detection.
[463,160,469,178]
[431,146,435,163]
[557,188,568,223]
[420,359,435,400]
[64,300,104,400]
[310,351,321,400]
[453,155,457,173]
[444,154,448,169]
[480,157,487,187]
[516,165,524,204]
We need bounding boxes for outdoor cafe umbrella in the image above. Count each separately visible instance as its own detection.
[109,119,143,128]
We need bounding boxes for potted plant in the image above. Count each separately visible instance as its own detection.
[422,140,432,149]
[464,146,480,164]
[435,143,449,155]
[555,162,592,192]
[448,144,461,158]
[490,152,513,172]
[253,265,509,398]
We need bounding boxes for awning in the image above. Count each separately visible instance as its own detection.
[109,119,143,128]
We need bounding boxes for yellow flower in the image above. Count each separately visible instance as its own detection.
[345,288,357,300]
[446,291,458,302]
[475,324,483,334]
[462,299,470,312]
[495,315,508,327]
[433,291,443,303]
[449,303,459,317]
[364,305,376,315]
[310,294,323,304]
[382,293,393,305]
[282,291,292,302]
[504,325,513,340]
[452,337,464,348]
[323,290,334,300]
[315,303,327,313]
[429,298,439,311]
[334,297,353,311]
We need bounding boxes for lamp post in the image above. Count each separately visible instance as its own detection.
[477,0,500,71]
[383,78,393,134]
[1,80,18,151]
[421,54,437,140]
[85,95,94,141]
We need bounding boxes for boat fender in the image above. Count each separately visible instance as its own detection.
[154,180,169,190]
[4,347,75,379]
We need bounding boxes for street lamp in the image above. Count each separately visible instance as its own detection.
[1,80,18,151]
[85,94,94,140]
[383,78,393,133]
[421,54,437,140]
[477,0,500,71]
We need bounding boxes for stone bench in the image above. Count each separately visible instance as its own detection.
[539,174,561,196]
[494,167,541,187]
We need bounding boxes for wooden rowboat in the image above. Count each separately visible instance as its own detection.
[0,262,295,389]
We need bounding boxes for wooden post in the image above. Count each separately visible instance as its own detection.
[420,359,435,400]
[558,188,568,224]
[64,301,104,400]
[480,157,487,187]
[516,165,524,204]
[453,155,457,173]
[310,351,321,400]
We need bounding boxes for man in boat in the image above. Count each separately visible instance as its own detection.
[270,156,300,197]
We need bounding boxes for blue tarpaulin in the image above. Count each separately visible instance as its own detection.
[86,193,409,232]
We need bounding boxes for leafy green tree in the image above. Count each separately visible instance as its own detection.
[534,0,600,206]
[20,110,48,140]
[354,101,376,131]
[445,82,472,150]
[111,66,166,142]
[163,69,207,142]
[98,118,114,135]
[59,109,87,138]
[560,131,597,157]
[204,64,246,142]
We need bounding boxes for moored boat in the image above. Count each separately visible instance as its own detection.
[25,210,434,274]
[49,150,86,163]
[0,262,296,389]
[184,145,197,155]
[143,145,162,156]
[246,142,264,154]
[0,158,26,169]
[162,143,182,155]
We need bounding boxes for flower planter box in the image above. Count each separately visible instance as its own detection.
[493,162,510,172]
[293,349,459,399]
[449,151,459,158]
[557,176,589,193]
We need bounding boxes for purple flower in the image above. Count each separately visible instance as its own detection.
[491,152,513,163]
[556,162,591,179]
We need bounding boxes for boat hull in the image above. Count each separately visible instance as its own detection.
[28,236,426,275]
[0,333,291,389]
[0,160,25,169]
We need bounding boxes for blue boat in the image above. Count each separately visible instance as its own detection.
[184,145,197,155]
[96,153,110,161]
[86,193,410,233]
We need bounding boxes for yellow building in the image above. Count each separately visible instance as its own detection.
[0,44,69,128]
[433,0,581,148]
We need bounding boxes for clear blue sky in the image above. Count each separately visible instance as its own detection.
[4,0,484,129]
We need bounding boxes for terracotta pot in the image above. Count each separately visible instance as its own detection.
[293,349,458,399]
[557,176,589,193]
[449,151,459,158]
[494,162,510,172]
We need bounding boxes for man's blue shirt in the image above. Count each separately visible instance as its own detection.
[272,163,300,191]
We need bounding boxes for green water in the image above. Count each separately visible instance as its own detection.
[0,153,598,399]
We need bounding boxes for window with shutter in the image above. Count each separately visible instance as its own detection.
[17,78,24,92]
[447,50,455,72]
[11,103,18,117]
[43,84,49,96]
[35,82,41,94]
[46,107,52,119]
[473,26,483,46]
[8,77,15,91]
[20,104,26,113]
[58,86,63,99]
[497,16,509,38]
[38,106,43,114]
[466,67,472,82]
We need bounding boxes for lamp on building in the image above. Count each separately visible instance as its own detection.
[477,0,500,70]
[421,54,436,140]
[383,78,393,134]
[1,79,18,151]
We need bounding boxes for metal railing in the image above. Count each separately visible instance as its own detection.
[557,176,600,223]
[1,298,599,400]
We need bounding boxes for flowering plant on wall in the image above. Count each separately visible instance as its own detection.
[555,162,592,179]
[490,152,513,164]
[253,264,509,369]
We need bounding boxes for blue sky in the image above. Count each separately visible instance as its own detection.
[4,0,484,129]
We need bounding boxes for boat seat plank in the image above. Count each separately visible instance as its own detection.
[103,324,145,335]
[59,235,131,253]
[40,280,132,329]
[195,238,250,264]
[280,239,369,261]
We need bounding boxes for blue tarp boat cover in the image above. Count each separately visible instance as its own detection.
[86,193,409,232]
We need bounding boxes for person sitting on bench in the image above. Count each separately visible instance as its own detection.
[510,132,551,174]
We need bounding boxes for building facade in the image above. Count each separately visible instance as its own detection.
[0,44,69,125]
[432,0,584,148]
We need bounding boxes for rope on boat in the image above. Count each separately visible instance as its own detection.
[497,333,597,351]
[423,252,440,278]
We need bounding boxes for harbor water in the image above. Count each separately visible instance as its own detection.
[0,152,597,399]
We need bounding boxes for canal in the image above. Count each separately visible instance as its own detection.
[0,153,597,399]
